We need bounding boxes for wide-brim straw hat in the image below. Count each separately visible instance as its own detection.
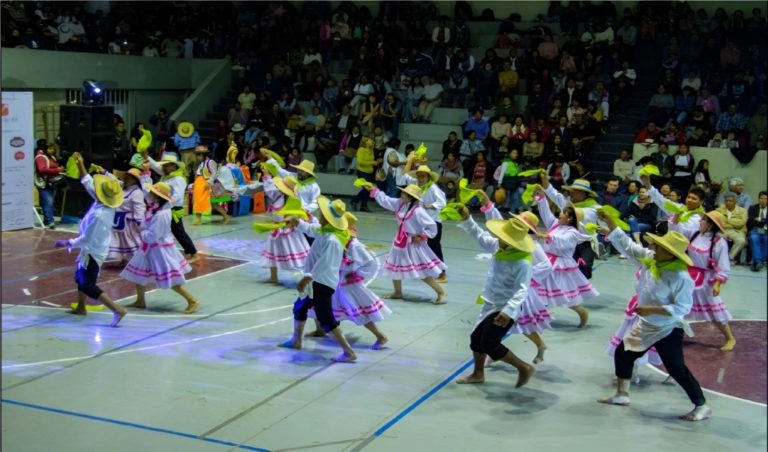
[318,196,349,230]
[514,211,540,233]
[562,178,598,198]
[177,121,195,138]
[408,164,439,183]
[343,211,358,228]
[398,184,423,201]
[486,218,535,253]
[159,153,185,171]
[704,210,726,233]
[231,123,245,133]
[145,181,173,203]
[93,174,124,208]
[645,231,694,266]
[124,168,142,182]
[129,153,145,169]
[290,159,316,176]
[273,176,297,198]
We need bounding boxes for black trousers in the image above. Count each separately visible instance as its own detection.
[615,328,706,406]
[469,311,515,361]
[292,282,340,333]
[574,241,595,279]
[427,221,444,264]
[170,208,197,255]
[74,255,104,300]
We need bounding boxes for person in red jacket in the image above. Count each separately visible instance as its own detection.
[35,141,64,228]
[634,121,663,144]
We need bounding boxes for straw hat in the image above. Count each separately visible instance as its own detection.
[514,211,539,233]
[124,168,142,182]
[398,184,423,201]
[486,219,535,252]
[318,196,349,230]
[644,231,693,266]
[704,210,726,233]
[158,153,185,171]
[129,153,145,169]
[145,181,173,203]
[273,176,297,198]
[231,123,245,133]
[93,174,124,208]
[194,145,210,154]
[177,121,195,138]
[408,164,439,183]
[290,159,316,176]
[343,211,358,228]
[562,179,597,198]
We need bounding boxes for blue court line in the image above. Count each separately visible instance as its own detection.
[2,398,269,451]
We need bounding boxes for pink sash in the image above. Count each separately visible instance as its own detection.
[393,204,418,249]
[625,294,639,316]
[687,267,707,288]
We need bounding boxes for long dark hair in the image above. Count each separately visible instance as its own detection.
[694,159,710,183]
[689,215,718,266]
[562,206,579,228]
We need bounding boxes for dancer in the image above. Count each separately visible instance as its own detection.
[642,175,705,238]
[401,159,448,282]
[54,153,127,327]
[121,181,200,314]
[454,210,536,387]
[597,211,712,422]
[534,185,599,327]
[285,159,321,215]
[147,153,199,264]
[281,197,357,362]
[192,145,230,225]
[259,176,310,284]
[107,168,145,265]
[305,212,391,349]
[605,291,663,384]
[364,183,447,304]
[686,210,735,350]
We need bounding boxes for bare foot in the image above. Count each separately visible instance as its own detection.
[371,336,389,350]
[331,352,357,362]
[435,272,448,283]
[578,310,589,328]
[222,215,231,225]
[278,339,301,349]
[67,308,87,316]
[186,254,200,265]
[383,292,404,300]
[265,278,278,284]
[125,301,146,309]
[304,330,326,337]
[183,300,199,314]
[533,346,548,364]
[679,405,712,421]
[515,363,535,388]
[433,292,447,305]
[483,356,493,368]
[191,218,201,225]
[598,393,631,406]
[720,339,736,351]
[456,374,485,384]
[110,309,127,327]
[662,375,674,385]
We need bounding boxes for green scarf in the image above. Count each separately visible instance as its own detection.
[420,180,435,194]
[160,169,187,223]
[320,224,352,249]
[494,247,532,263]
[162,168,186,181]
[638,257,688,281]
[502,159,520,177]
[573,198,599,208]
[296,177,317,188]
[663,201,704,223]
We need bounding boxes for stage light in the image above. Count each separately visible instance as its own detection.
[82,79,105,105]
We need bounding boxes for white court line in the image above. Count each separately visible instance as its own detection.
[645,318,767,407]
[2,316,292,370]
[2,303,292,318]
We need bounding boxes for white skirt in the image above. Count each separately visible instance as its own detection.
[536,253,599,307]
[107,219,143,260]
[382,240,446,280]
[260,227,310,270]
[510,283,554,335]
[121,242,191,289]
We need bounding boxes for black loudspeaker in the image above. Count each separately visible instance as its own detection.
[59,105,115,170]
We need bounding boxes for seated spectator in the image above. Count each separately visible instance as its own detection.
[634,121,663,143]
[315,121,340,172]
[588,81,610,120]
[599,177,627,211]
[668,143,695,193]
[360,94,381,133]
[647,83,674,124]
[442,131,463,160]
[696,87,721,118]
[659,121,686,146]
[305,106,326,129]
[497,61,519,97]
[547,99,566,125]
[707,132,738,149]
[716,192,748,264]
[717,177,752,208]
[446,64,471,108]
[438,152,463,180]
[687,127,710,147]
[416,74,443,123]
[379,92,401,138]
[488,114,511,150]
[243,120,262,147]
[459,130,486,175]
[613,149,635,184]
[715,103,748,136]
[747,191,768,271]
[694,159,711,185]
[508,114,529,148]
[469,151,491,190]
[680,69,702,94]
[623,186,659,244]
[495,96,516,121]
[338,125,362,174]
[464,108,490,142]
[238,86,256,111]
[674,86,697,124]
[546,153,570,190]
[522,131,545,164]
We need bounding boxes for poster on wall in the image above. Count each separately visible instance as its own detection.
[2,91,35,231]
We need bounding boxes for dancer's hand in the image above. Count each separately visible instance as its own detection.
[54,240,69,248]
[458,205,470,220]
[296,276,311,293]
[412,236,424,243]
[712,281,721,296]
[285,216,300,228]
[493,312,511,327]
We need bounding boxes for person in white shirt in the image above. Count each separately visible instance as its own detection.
[54,153,128,327]
[598,212,712,422]
[613,149,635,183]
[417,74,444,123]
[237,85,257,111]
[382,138,406,197]
[281,197,358,362]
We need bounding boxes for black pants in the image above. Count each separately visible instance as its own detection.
[74,255,104,300]
[170,208,197,256]
[574,241,595,279]
[615,328,706,406]
[470,311,515,361]
[292,282,339,333]
[427,221,444,264]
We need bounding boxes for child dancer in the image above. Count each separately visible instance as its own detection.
[107,168,145,265]
[686,210,735,350]
[54,153,127,326]
[598,210,712,422]
[192,145,230,225]
[281,197,357,362]
[605,290,663,383]
[260,176,310,284]
[364,184,447,304]
[121,180,200,314]
[534,187,599,327]
[455,209,536,387]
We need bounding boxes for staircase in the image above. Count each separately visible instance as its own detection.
[196,78,248,150]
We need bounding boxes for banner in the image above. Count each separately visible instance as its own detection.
[2,91,35,231]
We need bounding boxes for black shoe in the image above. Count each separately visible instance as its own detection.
[360,206,372,212]
[338,168,346,174]
[752,262,760,272]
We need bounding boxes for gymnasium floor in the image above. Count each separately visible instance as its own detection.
[2,209,766,452]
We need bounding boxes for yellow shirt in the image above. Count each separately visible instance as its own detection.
[356,145,375,174]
